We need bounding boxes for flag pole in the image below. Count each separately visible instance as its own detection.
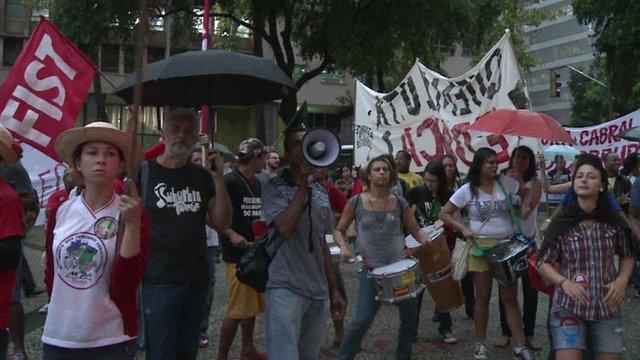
[201,0,211,165]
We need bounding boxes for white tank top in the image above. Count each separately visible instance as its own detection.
[42,194,134,349]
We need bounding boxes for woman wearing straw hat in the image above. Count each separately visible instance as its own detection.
[42,122,149,359]
[0,124,24,360]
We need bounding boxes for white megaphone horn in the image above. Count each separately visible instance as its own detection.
[301,128,341,168]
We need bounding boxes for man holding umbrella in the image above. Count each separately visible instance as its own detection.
[261,109,345,359]
[139,108,232,360]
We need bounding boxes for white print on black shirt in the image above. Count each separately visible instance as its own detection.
[154,183,202,215]
[242,196,262,217]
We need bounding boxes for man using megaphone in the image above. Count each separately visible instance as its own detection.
[261,103,345,359]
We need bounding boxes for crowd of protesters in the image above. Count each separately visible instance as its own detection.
[1,107,639,360]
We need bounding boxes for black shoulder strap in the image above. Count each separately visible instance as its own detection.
[141,160,149,204]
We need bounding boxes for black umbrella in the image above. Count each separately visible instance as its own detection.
[112,49,296,107]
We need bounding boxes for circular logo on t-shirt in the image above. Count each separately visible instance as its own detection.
[94,216,118,239]
[55,232,108,290]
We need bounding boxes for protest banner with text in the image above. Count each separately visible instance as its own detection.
[0,17,96,223]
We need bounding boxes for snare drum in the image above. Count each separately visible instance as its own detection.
[370,258,425,304]
[412,225,464,312]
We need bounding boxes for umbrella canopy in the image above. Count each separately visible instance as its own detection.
[542,144,581,161]
[112,50,297,107]
[468,109,574,144]
[617,126,640,141]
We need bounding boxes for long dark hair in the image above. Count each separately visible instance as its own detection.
[505,145,537,182]
[621,152,640,176]
[468,147,497,197]
[540,153,620,256]
[424,162,452,204]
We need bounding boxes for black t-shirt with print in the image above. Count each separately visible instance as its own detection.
[140,160,215,284]
[220,169,262,264]
[404,185,450,227]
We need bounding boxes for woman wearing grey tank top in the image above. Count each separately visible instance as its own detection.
[334,155,432,360]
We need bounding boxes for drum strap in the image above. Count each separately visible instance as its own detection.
[496,180,523,234]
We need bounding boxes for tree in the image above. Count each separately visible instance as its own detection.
[568,64,609,126]
[466,0,556,72]
[573,0,640,116]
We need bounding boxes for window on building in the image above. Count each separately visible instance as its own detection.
[308,112,341,134]
[321,66,346,85]
[6,0,24,20]
[100,45,120,73]
[2,37,23,66]
[31,0,49,20]
[147,47,165,64]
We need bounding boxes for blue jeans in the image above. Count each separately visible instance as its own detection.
[142,282,208,360]
[339,270,419,360]
[200,247,216,336]
[265,287,329,360]
[42,340,136,360]
[549,305,623,354]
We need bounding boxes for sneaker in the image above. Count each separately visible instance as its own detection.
[635,288,640,298]
[513,346,533,360]
[11,350,27,360]
[38,303,49,314]
[355,255,363,262]
[441,332,458,344]
[474,342,488,360]
[198,335,209,348]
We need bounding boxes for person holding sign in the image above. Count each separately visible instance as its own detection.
[0,125,24,360]
[42,122,149,359]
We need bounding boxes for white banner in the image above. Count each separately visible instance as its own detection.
[540,110,640,173]
[355,33,527,172]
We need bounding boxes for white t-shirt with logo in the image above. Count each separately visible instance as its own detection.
[43,194,134,348]
[449,175,519,239]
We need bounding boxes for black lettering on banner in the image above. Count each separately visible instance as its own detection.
[441,82,457,115]
[382,130,393,156]
[419,69,438,111]
[453,79,472,116]
[355,125,374,161]
[465,81,482,107]
[474,71,487,96]
[374,96,390,128]
[399,77,421,116]
[484,48,502,100]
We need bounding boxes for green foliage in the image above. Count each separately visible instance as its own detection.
[573,0,640,116]
[568,64,609,126]
[467,0,556,72]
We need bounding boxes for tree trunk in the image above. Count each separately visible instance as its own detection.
[93,72,107,122]
[376,68,385,92]
[279,91,298,124]
[253,26,267,141]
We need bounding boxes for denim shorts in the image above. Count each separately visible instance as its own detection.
[549,305,623,354]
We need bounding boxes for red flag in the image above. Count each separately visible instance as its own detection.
[0,17,96,161]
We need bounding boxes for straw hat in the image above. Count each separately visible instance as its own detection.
[0,124,18,165]
[55,122,143,170]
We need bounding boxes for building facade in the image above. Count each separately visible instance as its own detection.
[523,0,596,124]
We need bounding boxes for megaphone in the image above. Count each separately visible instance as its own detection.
[301,128,341,168]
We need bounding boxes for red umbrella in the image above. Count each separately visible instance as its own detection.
[468,109,574,144]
